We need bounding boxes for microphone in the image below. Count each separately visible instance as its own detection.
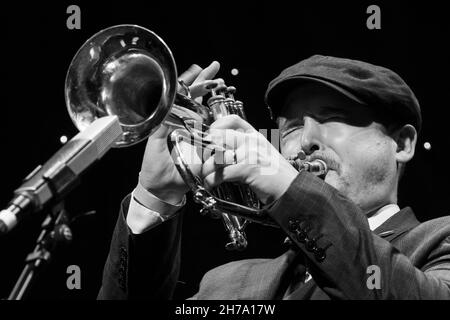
[0,116,122,235]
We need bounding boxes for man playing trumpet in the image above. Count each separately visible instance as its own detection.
[98,56,450,299]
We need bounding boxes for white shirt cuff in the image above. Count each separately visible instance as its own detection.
[126,183,186,234]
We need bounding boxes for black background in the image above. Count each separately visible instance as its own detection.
[2,1,449,300]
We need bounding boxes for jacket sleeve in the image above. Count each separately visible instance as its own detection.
[97,194,184,300]
[264,171,450,299]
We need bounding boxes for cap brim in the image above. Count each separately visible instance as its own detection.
[265,75,367,120]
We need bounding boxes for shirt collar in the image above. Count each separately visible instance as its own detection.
[368,204,400,231]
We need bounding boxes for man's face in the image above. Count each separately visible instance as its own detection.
[277,83,399,214]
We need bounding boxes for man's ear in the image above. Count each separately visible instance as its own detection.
[394,124,417,164]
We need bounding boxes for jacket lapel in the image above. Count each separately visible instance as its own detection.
[373,206,420,242]
[285,207,421,300]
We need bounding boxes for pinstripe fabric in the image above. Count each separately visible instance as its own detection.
[192,172,450,300]
[99,171,450,300]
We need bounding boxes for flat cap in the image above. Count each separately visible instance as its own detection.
[265,55,422,132]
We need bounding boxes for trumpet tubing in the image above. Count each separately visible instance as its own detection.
[65,24,328,251]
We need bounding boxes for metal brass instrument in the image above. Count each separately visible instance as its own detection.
[65,25,328,250]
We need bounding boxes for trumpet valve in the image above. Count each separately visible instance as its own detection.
[225,230,247,251]
[225,86,236,100]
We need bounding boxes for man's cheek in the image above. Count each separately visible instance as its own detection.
[331,155,361,188]
[362,152,393,185]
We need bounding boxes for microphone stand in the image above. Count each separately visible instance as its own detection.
[7,202,73,300]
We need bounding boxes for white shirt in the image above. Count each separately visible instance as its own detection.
[126,183,186,234]
[367,204,400,231]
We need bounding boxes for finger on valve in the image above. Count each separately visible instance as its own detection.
[190,78,226,99]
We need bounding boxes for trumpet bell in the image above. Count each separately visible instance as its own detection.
[65,25,178,147]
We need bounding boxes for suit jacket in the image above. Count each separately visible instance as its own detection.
[98,171,450,299]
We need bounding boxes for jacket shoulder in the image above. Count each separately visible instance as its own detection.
[414,215,450,235]
[400,215,450,261]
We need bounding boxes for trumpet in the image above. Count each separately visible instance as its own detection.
[65,25,328,250]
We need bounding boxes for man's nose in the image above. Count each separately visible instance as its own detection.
[300,117,323,154]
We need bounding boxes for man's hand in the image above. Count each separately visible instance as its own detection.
[139,61,221,204]
[202,115,299,204]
